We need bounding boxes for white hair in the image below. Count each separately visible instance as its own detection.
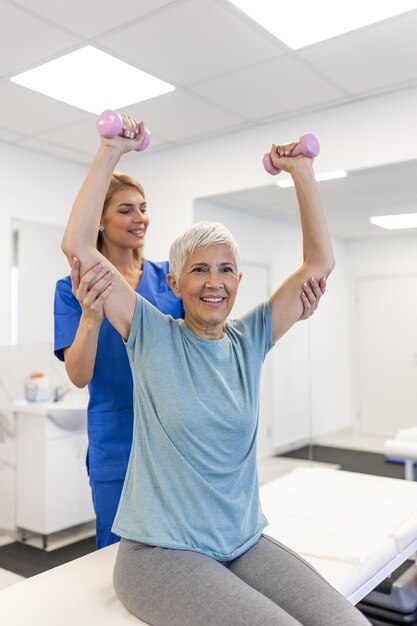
[169,221,240,281]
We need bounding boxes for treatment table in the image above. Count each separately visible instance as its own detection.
[2,467,417,625]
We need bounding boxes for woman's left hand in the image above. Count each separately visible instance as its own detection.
[298,277,326,320]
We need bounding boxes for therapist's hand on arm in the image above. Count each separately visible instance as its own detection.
[298,276,326,321]
[63,257,114,388]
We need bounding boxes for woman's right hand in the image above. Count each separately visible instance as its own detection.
[99,116,149,155]
[71,257,114,325]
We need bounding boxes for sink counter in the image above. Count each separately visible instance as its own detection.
[13,400,94,543]
[13,400,88,431]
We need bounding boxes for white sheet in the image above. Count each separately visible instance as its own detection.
[260,468,417,564]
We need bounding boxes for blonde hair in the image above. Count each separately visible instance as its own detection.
[169,221,240,281]
[97,172,146,251]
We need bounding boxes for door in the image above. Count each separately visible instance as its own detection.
[232,262,273,460]
[356,275,417,436]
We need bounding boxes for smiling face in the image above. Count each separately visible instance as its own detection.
[168,244,242,339]
[100,186,149,253]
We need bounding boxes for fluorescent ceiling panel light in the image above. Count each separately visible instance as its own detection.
[228,1,417,48]
[10,46,175,114]
[369,213,417,230]
[276,169,347,188]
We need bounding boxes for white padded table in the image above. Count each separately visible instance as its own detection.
[2,468,417,625]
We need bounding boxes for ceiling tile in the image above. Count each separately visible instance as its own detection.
[192,56,345,121]
[0,2,81,76]
[18,128,175,166]
[34,118,105,156]
[96,0,285,85]
[12,0,177,38]
[122,90,246,143]
[0,81,91,135]
[299,11,417,95]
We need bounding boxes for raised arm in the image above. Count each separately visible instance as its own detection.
[268,142,335,343]
[61,117,148,340]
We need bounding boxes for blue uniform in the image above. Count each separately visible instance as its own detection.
[54,260,182,547]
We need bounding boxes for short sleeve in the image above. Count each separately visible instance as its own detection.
[54,277,81,361]
[125,293,174,362]
[229,302,273,360]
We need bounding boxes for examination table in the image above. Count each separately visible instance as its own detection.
[2,467,417,625]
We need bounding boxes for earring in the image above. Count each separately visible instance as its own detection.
[99,224,104,232]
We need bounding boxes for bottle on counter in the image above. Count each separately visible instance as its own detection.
[25,373,51,403]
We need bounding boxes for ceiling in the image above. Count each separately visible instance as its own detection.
[1,0,417,238]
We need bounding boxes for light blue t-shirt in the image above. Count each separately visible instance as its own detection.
[112,295,273,561]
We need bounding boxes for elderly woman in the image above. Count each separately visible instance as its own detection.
[62,118,368,625]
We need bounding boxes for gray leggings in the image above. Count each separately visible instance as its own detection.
[113,535,370,625]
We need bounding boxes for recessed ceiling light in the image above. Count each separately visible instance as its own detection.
[227,1,417,48]
[370,213,417,230]
[276,170,347,188]
[10,45,175,114]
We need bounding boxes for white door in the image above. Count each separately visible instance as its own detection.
[232,262,273,460]
[356,275,417,436]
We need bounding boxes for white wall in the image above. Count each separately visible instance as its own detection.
[0,143,86,344]
[347,233,417,434]
[310,240,353,436]
[347,235,417,276]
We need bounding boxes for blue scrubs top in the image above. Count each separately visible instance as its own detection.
[54,260,183,481]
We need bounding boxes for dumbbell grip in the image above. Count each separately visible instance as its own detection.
[263,133,319,175]
[96,110,151,151]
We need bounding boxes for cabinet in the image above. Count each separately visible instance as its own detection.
[14,401,95,547]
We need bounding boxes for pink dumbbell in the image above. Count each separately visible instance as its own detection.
[96,110,151,151]
[263,133,319,175]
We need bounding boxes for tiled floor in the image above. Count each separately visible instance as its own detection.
[0,429,391,592]
[0,532,25,588]
[0,521,95,591]
[257,454,339,485]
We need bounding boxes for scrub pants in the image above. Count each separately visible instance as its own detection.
[89,479,123,549]
[113,534,370,626]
